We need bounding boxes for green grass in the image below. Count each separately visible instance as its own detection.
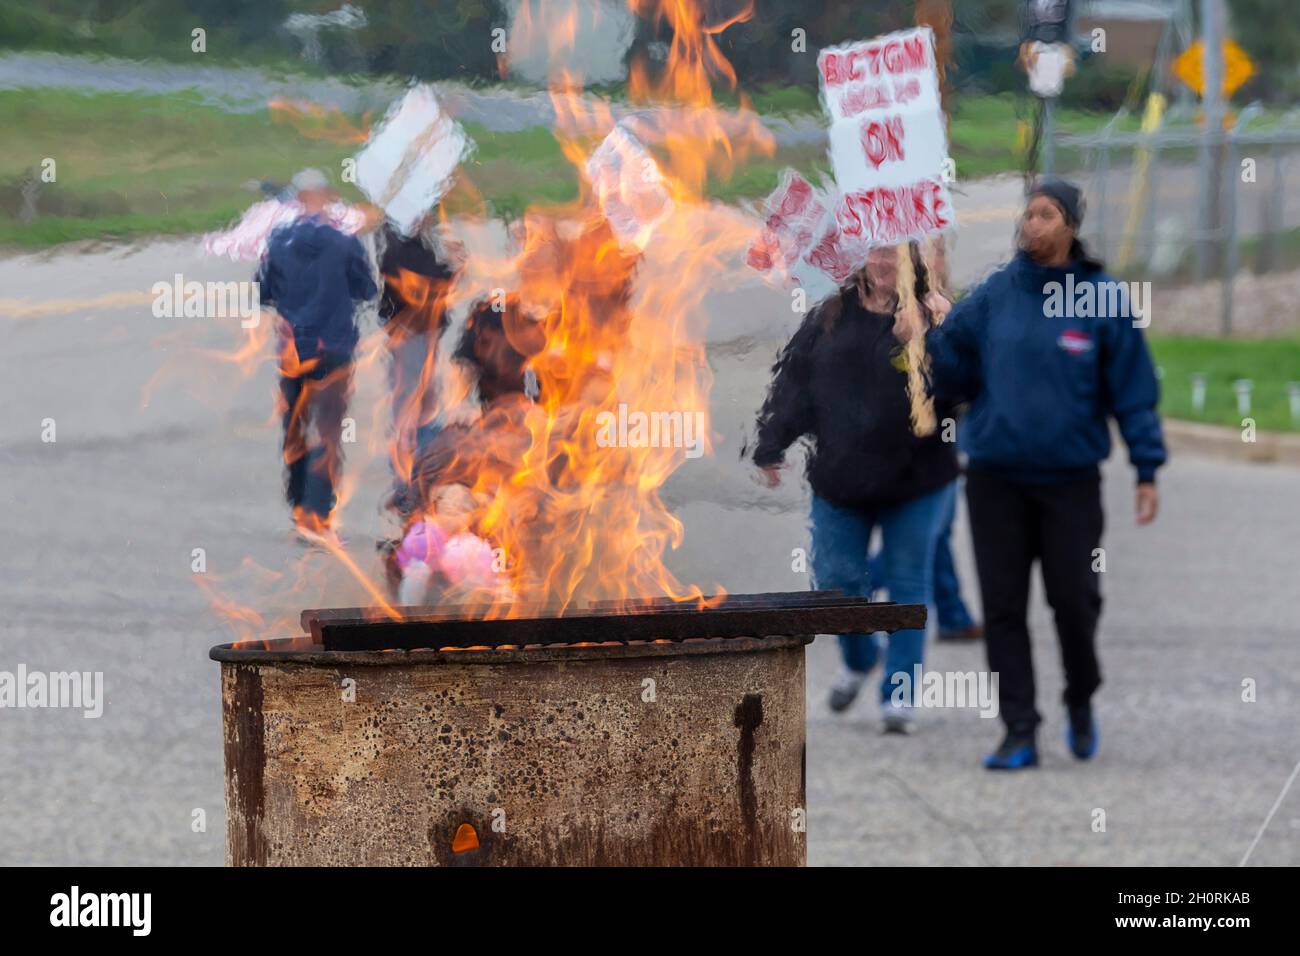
[0,88,362,247]
[949,94,1051,178]
[947,93,1136,180]
[1149,334,1300,433]
[0,85,1138,248]
[0,86,850,243]
[456,122,577,218]
[743,84,823,116]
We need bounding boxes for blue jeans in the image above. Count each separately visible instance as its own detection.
[811,487,947,706]
[932,479,974,631]
[866,480,974,633]
[387,327,439,463]
[280,351,353,522]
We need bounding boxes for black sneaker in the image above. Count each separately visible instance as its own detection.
[983,729,1039,770]
[1067,705,1099,760]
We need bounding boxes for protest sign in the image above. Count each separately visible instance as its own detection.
[818,26,955,247]
[747,27,955,302]
[745,170,838,303]
[354,85,472,236]
[584,124,674,250]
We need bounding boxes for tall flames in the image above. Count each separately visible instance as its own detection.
[198,0,777,643]
[427,0,774,616]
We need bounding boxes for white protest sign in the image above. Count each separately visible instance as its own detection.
[746,171,828,281]
[584,124,673,250]
[817,26,955,246]
[746,28,956,301]
[354,85,472,236]
[802,176,953,280]
[747,170,860,300]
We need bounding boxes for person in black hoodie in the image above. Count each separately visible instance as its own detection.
[753,243,958,734]
[920,178,1166,770]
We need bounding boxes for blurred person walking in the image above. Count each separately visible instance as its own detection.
[868,251,983,645]
[868,462,982,643]
[257,169,378,544]
[929,466,982,642]
[918,178,1166,769]
[753,243,957,734]
[921,247,982,644]
[376,212,464,512]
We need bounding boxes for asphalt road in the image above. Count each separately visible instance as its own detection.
[700,345,1300,866]
[2,227,1298,866]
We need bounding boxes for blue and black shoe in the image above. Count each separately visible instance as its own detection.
[1067,705,1098,760]
[983,730,1039,770]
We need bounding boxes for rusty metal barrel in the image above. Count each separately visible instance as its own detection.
[210,636,809,866]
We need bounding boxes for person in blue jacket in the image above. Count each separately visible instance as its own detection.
[918,178,1166,769]
[257,169,378,543]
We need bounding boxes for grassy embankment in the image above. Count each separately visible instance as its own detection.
[0,87,1114,247]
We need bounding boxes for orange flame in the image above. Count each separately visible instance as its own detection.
[193,0,780,644]
[268,97,373,144]
[407,0,774,616]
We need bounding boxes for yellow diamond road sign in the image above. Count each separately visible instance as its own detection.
[1173,39,1255,99]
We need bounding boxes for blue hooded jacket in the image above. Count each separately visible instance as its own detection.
[257,216,378,362]
[926,251,1167,484]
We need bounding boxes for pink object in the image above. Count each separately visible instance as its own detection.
[440,533,497,587]
[395,520,448,572]
[203,199,368,262]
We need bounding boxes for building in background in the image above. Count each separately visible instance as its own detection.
[1075,0,1182,70]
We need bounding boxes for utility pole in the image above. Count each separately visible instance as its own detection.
[1194,0,1224,281]
[1017,1,1074,181]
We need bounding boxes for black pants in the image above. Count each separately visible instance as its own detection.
[965,468,1104,733]
[280,352,353,523]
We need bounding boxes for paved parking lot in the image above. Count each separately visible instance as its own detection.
[1,237,1297,865]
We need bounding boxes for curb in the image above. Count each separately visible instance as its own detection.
[1163,418,1300,466]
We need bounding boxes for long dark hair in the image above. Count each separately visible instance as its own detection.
[1067,236,1106,272]
[817,240,933,333]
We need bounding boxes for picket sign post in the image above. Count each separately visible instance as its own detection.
[892,243,934,435]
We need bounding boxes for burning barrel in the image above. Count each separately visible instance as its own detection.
[210,592,923,866]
